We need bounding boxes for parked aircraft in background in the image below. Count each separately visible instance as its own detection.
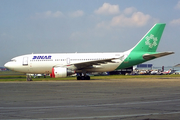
[150,67,176,75]
[4,23,174,81]
[161,69,175,75]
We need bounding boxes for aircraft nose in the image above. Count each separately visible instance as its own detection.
[4,62,9,68]
[4,62,13,70]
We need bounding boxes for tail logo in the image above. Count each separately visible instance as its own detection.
[145,34,158,48]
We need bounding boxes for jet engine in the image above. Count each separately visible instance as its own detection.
[50,67,75,78]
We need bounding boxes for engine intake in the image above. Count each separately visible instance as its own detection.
[50,67,75,78]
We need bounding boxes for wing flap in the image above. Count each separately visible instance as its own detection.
[143,51,174,60]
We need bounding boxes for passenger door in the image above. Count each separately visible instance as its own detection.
[23,57,28,66]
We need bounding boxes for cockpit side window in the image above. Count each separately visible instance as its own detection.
[10,59,16,62]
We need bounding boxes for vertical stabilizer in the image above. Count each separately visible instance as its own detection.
[131,23,166,52]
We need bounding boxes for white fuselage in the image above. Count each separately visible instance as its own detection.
[4,52,128,74]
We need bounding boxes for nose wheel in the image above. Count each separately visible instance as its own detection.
[26,74,32,81]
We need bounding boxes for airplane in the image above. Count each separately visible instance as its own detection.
[161,69,177,75]
[4,23,174,81]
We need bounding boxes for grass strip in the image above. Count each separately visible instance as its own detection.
[0,74,180,82]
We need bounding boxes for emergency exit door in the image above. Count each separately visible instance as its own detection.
[66,58,70,65]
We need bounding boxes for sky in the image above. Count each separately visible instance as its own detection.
[0,0,180,67]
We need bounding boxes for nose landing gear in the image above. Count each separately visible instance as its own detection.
[26,74,32,81]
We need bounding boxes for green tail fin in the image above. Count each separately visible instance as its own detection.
[131,23,166,52]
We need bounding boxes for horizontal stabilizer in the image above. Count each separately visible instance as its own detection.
[143,51,174,60]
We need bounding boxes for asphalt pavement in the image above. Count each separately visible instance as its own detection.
[0,78,180,120]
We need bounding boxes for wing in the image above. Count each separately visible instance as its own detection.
[53,55,124,70]
[72,58,118,70]
[143,51,174,60]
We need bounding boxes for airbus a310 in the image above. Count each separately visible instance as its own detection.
[4,23,174,81]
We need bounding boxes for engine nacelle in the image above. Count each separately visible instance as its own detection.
[50,67,75,78]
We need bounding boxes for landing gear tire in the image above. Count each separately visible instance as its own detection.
[77,76,90,80]
[26,75,32,81]
[77,76,81,80]
[85,76,90,80]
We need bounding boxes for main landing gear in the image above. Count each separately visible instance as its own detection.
[77,76,90,80]
[76,73,90,80]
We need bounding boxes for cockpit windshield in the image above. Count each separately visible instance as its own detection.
[10,59,16,62]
